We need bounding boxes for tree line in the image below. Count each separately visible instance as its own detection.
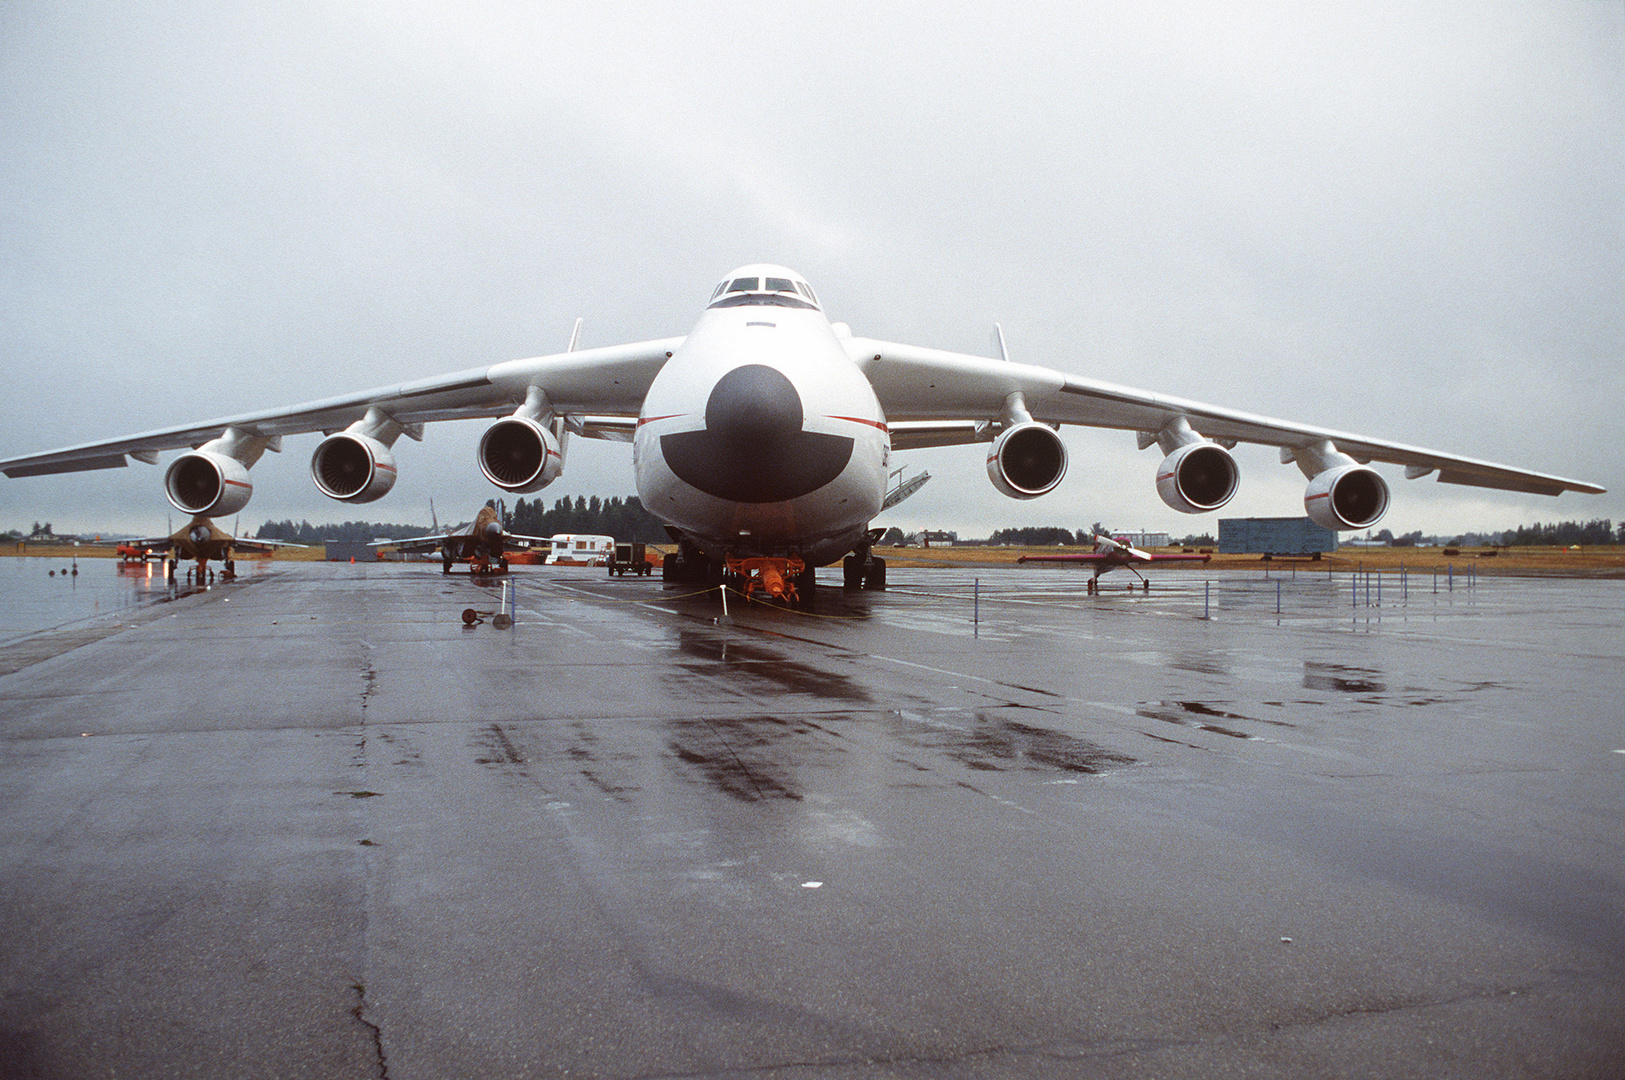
[254,519,427,544]
[253,495,668,544]
[508,495,668,542]
[1486,519,1618,547]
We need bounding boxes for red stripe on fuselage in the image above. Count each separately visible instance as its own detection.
[828,416,887,431]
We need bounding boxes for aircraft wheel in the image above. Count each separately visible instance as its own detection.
[864,557,886,590]
[843,555,863,590]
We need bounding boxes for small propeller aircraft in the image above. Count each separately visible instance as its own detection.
[1018,534,1210,592]
[376,502,550,574]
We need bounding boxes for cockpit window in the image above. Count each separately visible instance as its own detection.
[705,271,821,311]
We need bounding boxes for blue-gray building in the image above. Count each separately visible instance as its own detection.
[1218,517,1338,555]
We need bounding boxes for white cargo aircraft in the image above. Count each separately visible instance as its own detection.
[0,263,1603,595]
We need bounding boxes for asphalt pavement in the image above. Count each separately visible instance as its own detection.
[0,560,1620,1078]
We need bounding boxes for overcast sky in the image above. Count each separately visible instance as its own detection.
[2,1,1619,539]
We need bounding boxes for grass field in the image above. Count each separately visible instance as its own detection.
[10,540,1625,577]
[871,544,1625,577]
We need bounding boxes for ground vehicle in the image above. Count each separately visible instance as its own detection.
[548,534,615,566]
[608,542,656,576]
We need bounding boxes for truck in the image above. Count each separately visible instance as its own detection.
[607,541,656,576]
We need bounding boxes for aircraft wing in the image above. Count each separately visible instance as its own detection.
[231,536,307,553]
[373,533,455,553]
[1018,553,1113,564]
[0,337,683,478]
[848,338,1605,497]
[371,528,548,553]
[500,531,552,549]
[126,534,177,550]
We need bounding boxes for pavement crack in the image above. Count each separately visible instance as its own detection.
[350,981,388,1079]
[1269,982,1538,1031]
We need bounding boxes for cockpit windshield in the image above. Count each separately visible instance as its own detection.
[707,267,821,311]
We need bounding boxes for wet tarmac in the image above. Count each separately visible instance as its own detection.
[0,561,1620,1078]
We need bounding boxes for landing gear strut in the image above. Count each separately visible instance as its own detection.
[842,547,886,590]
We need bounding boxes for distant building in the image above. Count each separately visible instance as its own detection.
[323,541,376,562]
[1218,518,1338,555]
[1114,531,1170,549]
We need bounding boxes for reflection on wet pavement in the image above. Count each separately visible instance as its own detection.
[1302,660,1388,694]
[664,715,835,801]
[672,627,872,704]
[888,708,1136,775]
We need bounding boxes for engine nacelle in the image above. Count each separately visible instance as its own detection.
[1304,464,1390,530]
[164,451,254,517]
[479,416,564,493]
[1156,442,1239,514]
[986,422,1067,500]
[311,433,398,503]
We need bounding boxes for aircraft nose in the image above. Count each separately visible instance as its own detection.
[658,364,855,505]
[704,365,803,443]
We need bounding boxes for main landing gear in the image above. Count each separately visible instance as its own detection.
[842,547,886,591]
[1087,575,1151,593]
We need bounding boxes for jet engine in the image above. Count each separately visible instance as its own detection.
[164,451,253,517]
[479,416,564,493]
[1156,442,1239,513]
[1304,464,1390,530]
[986,422,1067,500]
[310,433,398,503]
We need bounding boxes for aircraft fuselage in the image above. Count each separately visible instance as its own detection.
[634,296,889,564]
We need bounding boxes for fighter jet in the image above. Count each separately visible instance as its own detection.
[377,503,550,574]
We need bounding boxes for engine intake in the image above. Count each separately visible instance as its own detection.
[1156,442,1238,513]
[164,451,253,517]
[986,422,1067,500]
[480,416,564,493]
[311,433,398,503]
[1304,464,1390,530]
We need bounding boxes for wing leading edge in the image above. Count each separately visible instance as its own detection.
[848,337,1603,497]
[0,337,682,478]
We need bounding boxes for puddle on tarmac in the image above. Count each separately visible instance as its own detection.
[672,627,873,704]
[1302,661,1388,694]
[664,715,816,802]
[1135,700,1258,739]
[894,709,1136,775]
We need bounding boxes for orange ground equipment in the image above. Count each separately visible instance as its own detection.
[725,556,806,606]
